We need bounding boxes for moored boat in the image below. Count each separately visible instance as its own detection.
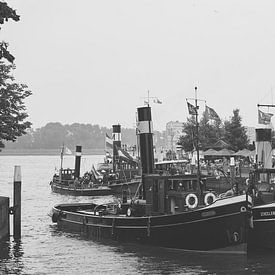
[51,105,252,253]
[50,146,111,196]
[246,114,275,251]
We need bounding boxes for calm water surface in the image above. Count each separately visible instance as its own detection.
[0,155,275,274]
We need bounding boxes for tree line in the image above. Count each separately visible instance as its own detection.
[4,122,166,151]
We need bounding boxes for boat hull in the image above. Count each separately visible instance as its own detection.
[52,195,251,253]
[50,182,112,196]
[249,203,275,250]
[108,180,141,196]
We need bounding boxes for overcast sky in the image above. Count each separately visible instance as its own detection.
[2,0,275,130]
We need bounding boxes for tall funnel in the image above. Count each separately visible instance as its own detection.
[112,124,121,171]
[74,145,82,178]
[137,106,154,174]
[256,128,272,168]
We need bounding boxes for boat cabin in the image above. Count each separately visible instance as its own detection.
[251,168,275,205]
[155,160,189,175]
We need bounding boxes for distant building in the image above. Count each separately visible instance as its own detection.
[165,121,184,152]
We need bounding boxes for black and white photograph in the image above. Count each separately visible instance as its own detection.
[1,1,275,274]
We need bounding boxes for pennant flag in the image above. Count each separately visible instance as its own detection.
[187,102,197,115]
[153,98,162,104]
[205,105,220,120]
[105,133,113,149]
[61,145,72,155]
[258,110,273,125]
[117,147,138,164]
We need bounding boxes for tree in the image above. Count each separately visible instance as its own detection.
[178,116,196,153]
[178,111,223,153]
[224,109,249,151]
[0,2,20,62]
[199,110,223,150]
[0,2,32,148]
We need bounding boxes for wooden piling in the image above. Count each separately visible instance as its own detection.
[13,166,21,239]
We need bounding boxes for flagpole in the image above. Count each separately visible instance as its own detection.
[194,87,202,197]
[60,143,64,183]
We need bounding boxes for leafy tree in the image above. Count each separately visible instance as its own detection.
[199,110,223,149]
[0,1,20,62]
[178,116,197,152]
[224,109,249,151]
[0,2,32,148]
[178,111,224,153]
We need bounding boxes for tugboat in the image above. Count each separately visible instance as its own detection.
[247,121,275,251]
[50,146,111,196]
[103,124,141,196]
[51,105,252,253]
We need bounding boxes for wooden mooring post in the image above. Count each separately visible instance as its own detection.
[13,165,21,239]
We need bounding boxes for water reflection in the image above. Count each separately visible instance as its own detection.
[0,238,24,274]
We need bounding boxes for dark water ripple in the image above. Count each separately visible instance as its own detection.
[1,155,275,274]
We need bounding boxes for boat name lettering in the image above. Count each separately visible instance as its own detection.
[260,211,275,217]
[201,210,216,217]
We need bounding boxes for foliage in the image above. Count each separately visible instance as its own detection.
[178,116,197,152]
[0,2,32,148]
[178,108,249,153]
[223,109,249,151]
[4,122,166,150]
[0,1,20,62]
[178,110,224,152]
[0,61,32,147]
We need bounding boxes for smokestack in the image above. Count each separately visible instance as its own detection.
[256,128,272,168]
[137,106,155,174]
[74,145,82,178]
[112,124,121,171]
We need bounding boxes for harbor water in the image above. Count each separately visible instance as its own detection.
[0,155,275,274]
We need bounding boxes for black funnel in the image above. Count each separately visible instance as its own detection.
[137,106,154,174]
[74,145,82,178]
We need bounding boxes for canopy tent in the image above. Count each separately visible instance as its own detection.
[208,140,232,150]
[202,149,219,156]
[214,148,235,156]
[234,149,255,157]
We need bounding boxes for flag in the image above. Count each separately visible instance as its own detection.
[154,98,162,104]
[258,110,273,125]
[64,147,72,155]
[187,102,197,115]
[117,147,138,164]
[61,145,72,155]
[205,105,220,120]
[105,133,113,149]
[91,165,103,180]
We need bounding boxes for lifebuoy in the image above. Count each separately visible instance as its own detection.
[185,193,198,209]
[204,192,216,205]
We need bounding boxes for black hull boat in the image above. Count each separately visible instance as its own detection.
[249,203,275,251]
[52,194,251,253]
[246,125,275,251]
[50,146,112,197]
[51,105,253,254]
[50,181,112,196]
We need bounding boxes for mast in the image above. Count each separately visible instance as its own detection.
[194,87,202,196]
[60,143,64,183]
[256,103,275,168]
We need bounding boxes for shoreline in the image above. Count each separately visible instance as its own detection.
[0,149,105,156]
